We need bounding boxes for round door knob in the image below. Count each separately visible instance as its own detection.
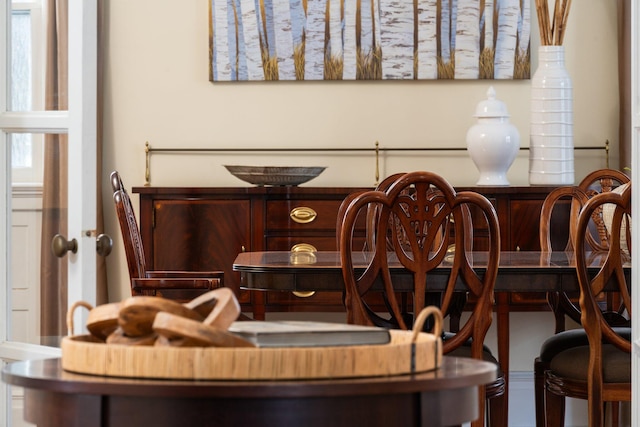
[51,234,78,257]
[96,234,113,257]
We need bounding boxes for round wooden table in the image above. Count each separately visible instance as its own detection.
[3,356,496,427]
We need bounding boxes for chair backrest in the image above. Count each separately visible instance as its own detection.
[540,169,630,253]
[111,170,125,193]
[111,170,147,280]
[339,171,500,357]
[539,169,630,332]
[335,173,405,251]
[336,172,474,254]
[574,182,631,425]
[576,169,630,251]
[539,185,590,252]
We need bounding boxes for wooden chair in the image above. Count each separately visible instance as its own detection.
[542,183,631,427]
[534,169,630,426]
[546,169,630,331]
[110,171,224,301]
[339,171,506,427]
[336,172,467,332]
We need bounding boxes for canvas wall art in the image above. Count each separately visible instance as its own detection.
[209,0,531,81]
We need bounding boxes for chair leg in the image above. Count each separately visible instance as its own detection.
[487,393,508,427]
[610,401,620,427]
[534,358,546,427]
[544,387,565,427]
[587,394,606,427]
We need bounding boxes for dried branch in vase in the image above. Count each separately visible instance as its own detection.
[535,0,573,45]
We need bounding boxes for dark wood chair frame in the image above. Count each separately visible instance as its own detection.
[546,169,630,330]
[534,169,630,427]
[339,171,506,427]
[543,183,631,427]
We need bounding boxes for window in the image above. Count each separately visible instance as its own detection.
[11,1,45,184]
[1,0,102,363]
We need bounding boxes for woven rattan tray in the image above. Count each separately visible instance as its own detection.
[61,328,442,380]
[61,304,443,380]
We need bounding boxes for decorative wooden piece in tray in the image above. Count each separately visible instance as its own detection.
[61,290,443,380]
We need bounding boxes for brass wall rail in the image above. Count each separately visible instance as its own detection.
[144,140,610,186]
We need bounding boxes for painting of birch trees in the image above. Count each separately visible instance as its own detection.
[209,0,530,81]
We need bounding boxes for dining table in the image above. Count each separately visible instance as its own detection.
[233,249,631,416]
[3,356,496,427]
[233,250,628,294]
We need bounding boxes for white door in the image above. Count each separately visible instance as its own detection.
[0,0,99,425]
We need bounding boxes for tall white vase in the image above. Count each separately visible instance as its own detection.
[529,46,574,185]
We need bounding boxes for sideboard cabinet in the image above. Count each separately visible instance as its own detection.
[132,185,563,318]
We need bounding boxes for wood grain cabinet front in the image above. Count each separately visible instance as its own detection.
[133,185,560,317]
[148,198,253,305]
[133,187,369,316]
[456,186,569,308]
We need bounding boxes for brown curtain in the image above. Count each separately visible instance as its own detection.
[40,0,107,340]
[40,0,69,340]
[97,0,108,306]
[617,0,631,170]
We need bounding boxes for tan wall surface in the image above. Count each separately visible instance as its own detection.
[101,0,621,346]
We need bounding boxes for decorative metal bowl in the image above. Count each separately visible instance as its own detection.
[224,165,327,186]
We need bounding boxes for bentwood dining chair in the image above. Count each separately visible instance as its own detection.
[542,182,631,427]
[110,171,224,301]
[339,171,506,427]
[544,170,630,331]
[336,172,470,331]
[534,169,630,426]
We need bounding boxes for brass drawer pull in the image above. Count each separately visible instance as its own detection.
[293,291,316,298]
[290,243,317,297]
[291,243,317,253]
[290,207,317,224]
[289,243,318,265]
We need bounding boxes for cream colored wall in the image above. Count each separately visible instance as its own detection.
[101,1,621,309]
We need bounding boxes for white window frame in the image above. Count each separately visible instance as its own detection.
[0,1,98,425]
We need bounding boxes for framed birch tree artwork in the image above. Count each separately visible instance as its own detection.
[209,0,531,81]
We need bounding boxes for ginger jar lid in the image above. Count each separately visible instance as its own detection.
[473,86,510,118]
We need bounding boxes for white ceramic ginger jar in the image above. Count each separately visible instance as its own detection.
[466,86,520,186]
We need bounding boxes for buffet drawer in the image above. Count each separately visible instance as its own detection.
[266,200,345,230]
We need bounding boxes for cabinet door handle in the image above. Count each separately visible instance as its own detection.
[290,207,317,224]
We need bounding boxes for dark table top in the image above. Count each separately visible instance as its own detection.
[233,250,629,292]
[3,356,496,399]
